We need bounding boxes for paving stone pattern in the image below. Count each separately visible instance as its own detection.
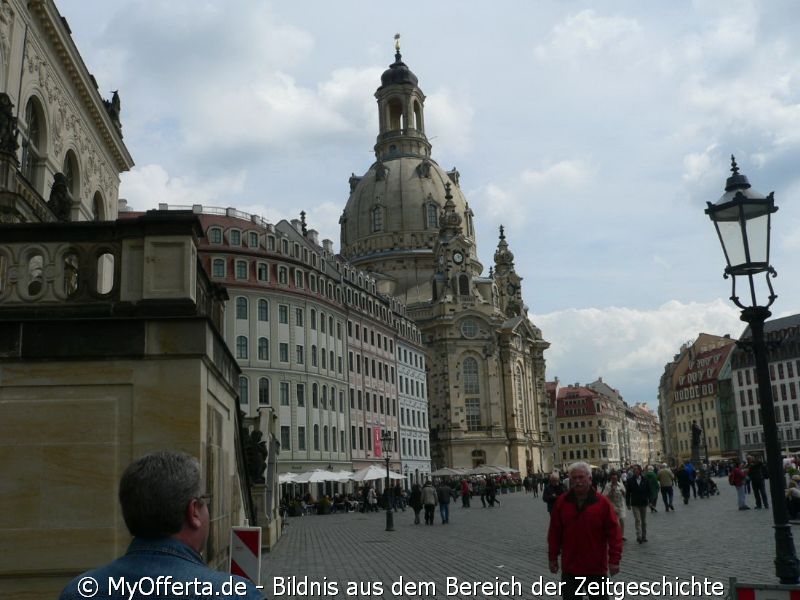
[261,480,788,599]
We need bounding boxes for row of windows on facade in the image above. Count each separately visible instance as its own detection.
[238,377,403,420]
[735,360,800,386]
[347,352,397,386]
[740,402,800,429]
[234,296,411,358]
[558,420,605,429]
[676,417,718,434]
[562,448,607,461]
[676,436,719,451]
[235,336,343,373]
[209,227,384,300]
[738,383,800,407]
[209,228,322,269]
[278,424,428,458]
[214,257,401,330]
[19,96,105,219]
[743,429,796,446]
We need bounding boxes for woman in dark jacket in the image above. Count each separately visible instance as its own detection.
[409,484,423,524]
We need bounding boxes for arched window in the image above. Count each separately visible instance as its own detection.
[236,336,248,359]
[388,98,404,130]
[92,192,104,221]
[464,357,481,431]
[209,227,223,244]
[312,383,319,407]
[514,365,525,428]
[235,296,248,319]
[257,337,269,360]
[258,378,270,405]
[313,425,320,451]
[239,376,249,404]
[258,299,268,321]
[63,150,79,198]
[323,426,329,451]
[21,97,44,188]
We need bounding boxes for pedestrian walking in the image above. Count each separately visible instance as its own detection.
[645,465,660,513]
[625,465,650,544]
[543,472,566,514]
[657,463,676,511]
[460,479,471,508]
[548,461,623,600]
[421,480,437,525]
[486,477,499,507]
[675,463,691,505]
[685,461,697,498]
[436,481,456,524]
[409,483,423,524]
[603,472,627,542]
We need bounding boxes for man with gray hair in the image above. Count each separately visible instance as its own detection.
[60,451,263,599]
[548,461,622,599]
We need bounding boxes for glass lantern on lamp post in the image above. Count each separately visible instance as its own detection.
[705,156,799,584]
[381,431,395,532]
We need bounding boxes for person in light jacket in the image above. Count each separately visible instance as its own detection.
[420,480,437,525]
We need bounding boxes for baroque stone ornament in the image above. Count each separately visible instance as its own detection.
[48,172,73,221]
[0,92,18,154]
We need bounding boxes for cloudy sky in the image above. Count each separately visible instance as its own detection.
[56,0,800,410]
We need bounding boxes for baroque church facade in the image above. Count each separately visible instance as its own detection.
[339,43,553,473]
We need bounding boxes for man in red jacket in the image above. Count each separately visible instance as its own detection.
[548,461,623,599]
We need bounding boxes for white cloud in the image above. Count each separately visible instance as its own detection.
[534,9,642,63]
[534,299,743,406]
[424,87,475,159]
[120,164,246,210]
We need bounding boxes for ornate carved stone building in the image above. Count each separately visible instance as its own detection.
[339,44,551,473]
[0,0,132,224]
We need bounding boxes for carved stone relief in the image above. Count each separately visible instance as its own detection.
[24,36,117,208]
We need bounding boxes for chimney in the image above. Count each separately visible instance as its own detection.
[290,219,302,233]
[307,229,319,245]
[323,239,334,254]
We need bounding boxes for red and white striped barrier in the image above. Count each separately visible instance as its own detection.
[229,526,262,585]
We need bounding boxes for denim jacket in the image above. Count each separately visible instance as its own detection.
[59,537,264,599]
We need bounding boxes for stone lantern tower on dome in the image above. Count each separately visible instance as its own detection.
[339,37,478,307]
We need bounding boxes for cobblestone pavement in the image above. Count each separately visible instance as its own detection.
[260,480,792,599]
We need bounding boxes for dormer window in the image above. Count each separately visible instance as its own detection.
[229,230,241,246]
[372,205,384,232]
[249,232,259,248]
[425,201,438,229]
[209,227,223,244]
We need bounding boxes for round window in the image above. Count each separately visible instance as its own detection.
[461,319,478,338]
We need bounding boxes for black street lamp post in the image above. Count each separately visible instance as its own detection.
[706,156,800,584]
[381,431,395,532]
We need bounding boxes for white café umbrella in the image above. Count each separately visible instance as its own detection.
[294,469,339,483]
[278,472,298,484]
[430,467,469,477]
[349,464,404,482]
